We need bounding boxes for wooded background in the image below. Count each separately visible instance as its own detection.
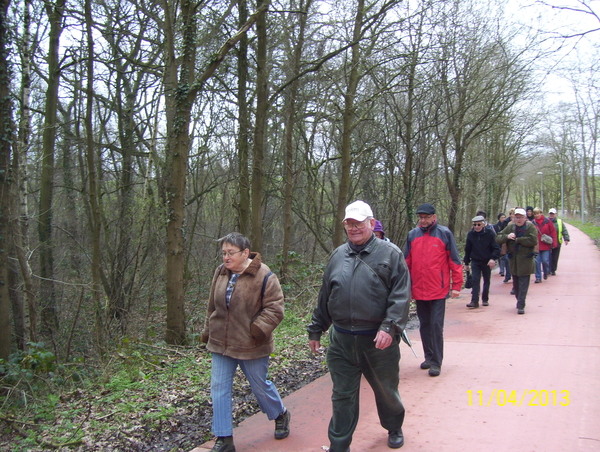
[0,0,598,362]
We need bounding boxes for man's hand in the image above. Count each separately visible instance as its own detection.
[565,240,569,246]
[507,232,516,241]
[374,330,393,350]
[451,289,460,298]
[487,259,495,269]
[309,340,322,353]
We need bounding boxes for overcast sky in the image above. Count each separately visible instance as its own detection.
[505,0,599,104]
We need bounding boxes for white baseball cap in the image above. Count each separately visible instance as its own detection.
[344,200,373,221]
[514,208,526,216]
[549,208,557,214]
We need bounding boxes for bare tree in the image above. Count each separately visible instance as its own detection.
[38,0,66,342]
[162,0,267,344]
[0,0,14,361]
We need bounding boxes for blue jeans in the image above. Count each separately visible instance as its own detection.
[499,255,511,280]
[211,353,285,437]
[535,250,551,280]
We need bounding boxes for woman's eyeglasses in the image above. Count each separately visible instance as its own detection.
[221,250,243,257]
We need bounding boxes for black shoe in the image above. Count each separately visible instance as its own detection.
[429,365,441,377]
[534,279,542,283]
[420,360,431,369]
[482,300,489,306]
[466,302,479,308]
[543,273,548,280]
[518,308,525,315]
[388,430,404,448]
[510,289,515,295]
[551,271,556,275]
[211,436,236,452]
[499,272,504,277]
[274,409,290,439]
[503,277,511,283]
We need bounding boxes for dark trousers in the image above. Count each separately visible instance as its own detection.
[512,275,531,309]
[326,329,404,452]
[470,261,491,303]
[551,245,561,273]
[416,299,446,367]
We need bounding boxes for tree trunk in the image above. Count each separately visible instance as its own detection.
[10,0,35,349]
[38,0,65,341]
[162,0,196,345]
[281,0,311,279]
[250,0,270,253]
[85,0,104,353]
[161,0,267,344]
[333,0,364,247]
[0,0,15,361]
[237,0,251,236]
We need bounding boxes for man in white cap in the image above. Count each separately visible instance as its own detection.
[308,200,411,450]
[495,208,538,314]
[547,208,570,275]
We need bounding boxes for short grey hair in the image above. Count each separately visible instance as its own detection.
[217,232,251,251]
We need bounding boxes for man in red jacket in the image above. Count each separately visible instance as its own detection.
[403,203,463,377]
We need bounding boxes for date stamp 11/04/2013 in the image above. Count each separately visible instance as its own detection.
[467,389,570,407]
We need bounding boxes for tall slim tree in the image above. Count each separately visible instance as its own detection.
[162,0,267,344]
[250,0,270,253]
[0,0,14,361]
[333,0,365,247]
[38,0,66,340]
[84,0,104,352]
[237,0,251,236]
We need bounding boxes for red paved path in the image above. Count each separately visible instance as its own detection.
[191,223,600,452]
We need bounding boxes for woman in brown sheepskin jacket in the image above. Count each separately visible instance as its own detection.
[201,232,290,452]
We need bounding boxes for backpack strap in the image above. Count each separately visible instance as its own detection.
[261,271,273,300]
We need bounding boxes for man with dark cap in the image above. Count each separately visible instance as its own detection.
[308,200,411,450]
[403,203,463,376]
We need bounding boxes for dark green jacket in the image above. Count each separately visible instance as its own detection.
[495,221,538,276]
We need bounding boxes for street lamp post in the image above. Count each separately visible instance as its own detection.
[520,178,525,205]
[536,171,544,212]
[556,162,564,216]
[575,142,585,223]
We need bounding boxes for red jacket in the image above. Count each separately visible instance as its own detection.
[533,216,558,251]
[404,222,463,300]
